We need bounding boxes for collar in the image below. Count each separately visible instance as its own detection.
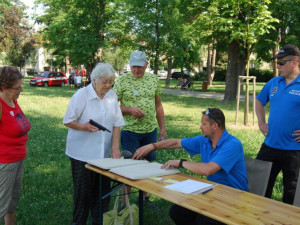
[214,130,229,149]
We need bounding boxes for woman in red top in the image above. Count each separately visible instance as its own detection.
[0,66,31,225]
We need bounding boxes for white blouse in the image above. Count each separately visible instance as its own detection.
[63,84,125,161]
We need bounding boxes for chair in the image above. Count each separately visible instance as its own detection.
[293,170,300,207]
[244,157,272,196]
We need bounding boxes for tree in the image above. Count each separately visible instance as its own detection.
[38,0,118,71]
[0,0,35,68]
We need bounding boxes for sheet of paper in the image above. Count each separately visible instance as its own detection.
[164,179,214,194]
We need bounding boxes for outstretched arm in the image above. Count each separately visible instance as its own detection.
[132,139,181,159]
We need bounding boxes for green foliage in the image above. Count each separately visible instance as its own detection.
[0,0,35,67]
[249,68,273,82]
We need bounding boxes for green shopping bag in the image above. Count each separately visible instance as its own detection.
[103,189,139,225]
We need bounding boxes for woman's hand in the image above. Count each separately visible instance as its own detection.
[132,144,153,159]
[111,147,121,159]
[84,121,100,132]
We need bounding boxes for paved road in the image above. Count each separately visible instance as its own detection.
[162,88,248,101]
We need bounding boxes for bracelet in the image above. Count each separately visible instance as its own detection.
[151,143,158,150]
[179,159,187,168]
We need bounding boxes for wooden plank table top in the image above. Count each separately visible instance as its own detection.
[86,164,300,225]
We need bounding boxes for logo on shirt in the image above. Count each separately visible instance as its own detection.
[289,90,300,96]
[271,87,278,96]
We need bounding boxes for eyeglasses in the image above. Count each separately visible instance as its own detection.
[99,80,114,86]
[277,59,293,66]
[205,108,219,126]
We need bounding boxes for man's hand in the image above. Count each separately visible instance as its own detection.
[258,123,269,136]
[159,129,167,141]
[133,144,153,159]
[130,107,145,118]
[292,130,300,142]
[161,160,180,169]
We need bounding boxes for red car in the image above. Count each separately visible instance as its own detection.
[29,71,67,87]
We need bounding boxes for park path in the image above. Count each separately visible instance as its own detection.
[162,88,249,101]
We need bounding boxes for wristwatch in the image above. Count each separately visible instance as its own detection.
[179,159,187,168]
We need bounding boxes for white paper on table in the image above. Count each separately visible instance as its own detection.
[164,179,215,194]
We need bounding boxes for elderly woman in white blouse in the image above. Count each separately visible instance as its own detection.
[63,63,124,225]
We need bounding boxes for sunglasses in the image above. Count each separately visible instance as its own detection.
[277,59,292,66]
[205,108,219,126]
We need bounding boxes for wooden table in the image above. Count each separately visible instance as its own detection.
[86,164,300,225]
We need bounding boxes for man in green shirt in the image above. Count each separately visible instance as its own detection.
[113,51,166,208]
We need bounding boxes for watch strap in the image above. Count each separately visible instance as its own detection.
[179,159,187,168]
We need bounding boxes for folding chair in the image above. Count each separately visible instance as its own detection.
[244,157,272,196]
[293,170,300,207]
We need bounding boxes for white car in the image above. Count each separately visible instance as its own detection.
[158,70,167,77]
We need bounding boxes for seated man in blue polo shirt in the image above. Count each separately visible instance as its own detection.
[133,107,248,225]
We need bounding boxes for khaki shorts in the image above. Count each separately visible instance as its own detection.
[0,159,24,222]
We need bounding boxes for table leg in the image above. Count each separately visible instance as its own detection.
[139,190,143,225]
[99,174,103,225]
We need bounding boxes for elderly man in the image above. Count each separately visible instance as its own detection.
[256,44,300,204]
[113,50,166,209]
[133,108,248,225]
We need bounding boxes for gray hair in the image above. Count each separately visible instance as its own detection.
[90,63,115,83]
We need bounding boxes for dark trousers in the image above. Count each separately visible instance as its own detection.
[256,143,300,204]
[70,158,111,225]
[169,204,225,225]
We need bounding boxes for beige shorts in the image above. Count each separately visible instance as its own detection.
[0,159,24,222]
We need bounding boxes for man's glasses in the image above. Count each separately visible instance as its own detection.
[205,108,219,125]
[277,59,292,66]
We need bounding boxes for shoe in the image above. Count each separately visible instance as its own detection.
[143,196,158,211]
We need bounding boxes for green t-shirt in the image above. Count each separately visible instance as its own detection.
[113,72,161,133]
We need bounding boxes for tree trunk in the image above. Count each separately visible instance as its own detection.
[223,40,240,103]
[65,56,71,74]
[272,46,278,77]
[154,0,160,75]
[206,43,212,83]
[207,42,217,86]
[210,47,216,85]
[165,56,173,88]
[94,0,106,63]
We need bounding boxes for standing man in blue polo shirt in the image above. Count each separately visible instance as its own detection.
[133,108,248,225]
[256,44,300,205]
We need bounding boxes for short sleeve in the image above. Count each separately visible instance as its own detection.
[63,91,86,124]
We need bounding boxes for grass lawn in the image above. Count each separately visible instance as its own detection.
[8,77,283,225]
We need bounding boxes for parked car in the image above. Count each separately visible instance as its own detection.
[158,70,167,77]
[29,71,67,87]
[171,71,191,79]
[26,68,39,76]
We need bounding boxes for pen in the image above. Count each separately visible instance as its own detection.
[202,188,213,194]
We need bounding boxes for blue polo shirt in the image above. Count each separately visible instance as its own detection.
[181,130,248,191]
[257,75,300,150]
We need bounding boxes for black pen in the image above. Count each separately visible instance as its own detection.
[202,188,213,194]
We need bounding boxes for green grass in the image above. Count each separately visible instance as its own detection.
[5,77,283,225]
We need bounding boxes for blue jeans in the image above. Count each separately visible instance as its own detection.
[121,129,157,161]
